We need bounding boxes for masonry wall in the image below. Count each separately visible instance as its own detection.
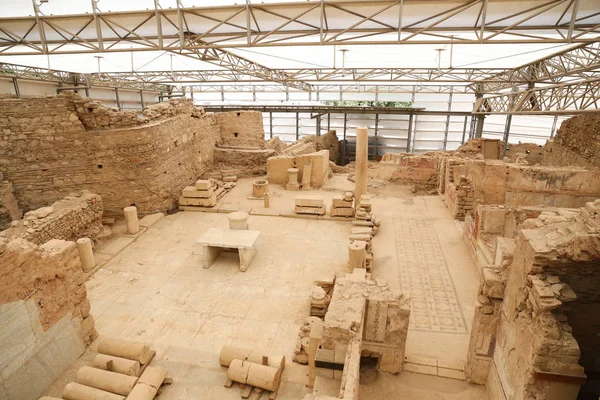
[542,113,600,169]
[454,160,600,212]
[217,110,265,148]
[0,94,220,212]
[0,191,103,245]
[482,201,600,400]
[0,237,96,399]
[0,181,21,230]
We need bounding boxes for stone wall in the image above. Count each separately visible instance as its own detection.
[217,110,265,148]
[376,154,439,193]
[441,160,600,221]
[267,150,331,188]
[542,114,600,169]
[465,200,600,400]
[0,191,103,245]
[0,237,96,399]
[0,180,21,230]
[0,93,220,212]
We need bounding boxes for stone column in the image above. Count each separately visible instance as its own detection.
[124,206,139,235]
[286,168,300,191]
[301,163,312,190]
[355,127,369,201]
[76,237,95,272]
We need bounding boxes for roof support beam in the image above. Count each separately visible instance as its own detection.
[471,41,600,93]
[474,78,600,114]
[1,0,599,54]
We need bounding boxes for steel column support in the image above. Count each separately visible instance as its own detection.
[115,88,121,110]
[327,113,330,131]
[221,86,225,102]
[316,114,321,136]
[190,87,194,102]
[374,113,379,159]
[468,115,476,139]
[342,113,347,164]
[12,77,21,98]
[412,115,418,152]
[550,115,559,138]
[296,112,300,140]
[461,116,468,144]
[443,89,453,150]
[502,114,512,157]
[474,115,485,138]
[406,114,413,152]
[269,112,273,138]
[140,90,145,108]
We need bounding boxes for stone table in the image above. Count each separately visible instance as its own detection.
[196,227,261,272]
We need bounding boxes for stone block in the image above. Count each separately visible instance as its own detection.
[332,197,353,208]
[182,186,214,198]
[295,205,326,216]
[195,180,212,190]
[330,204,354,217]
[179,195,217,207]
[295,196,324,207]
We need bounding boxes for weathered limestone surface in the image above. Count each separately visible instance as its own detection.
[0,191,103,245]
[321,270,410,375]
[542,113,600,169]
[0,236,97,399]
[0,93,220,212]
[267,150,331,188]
[0,180,22,230]
[377,154,439,193]
[480,200,600,400]
[217,110,265,148]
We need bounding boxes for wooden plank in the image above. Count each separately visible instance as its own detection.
[224,379,234,388]
[241,385,252,399]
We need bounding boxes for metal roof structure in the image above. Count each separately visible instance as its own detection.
[1,0,599,54]
[0,1,598,115]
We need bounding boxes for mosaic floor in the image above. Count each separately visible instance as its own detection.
[393,210,468,334]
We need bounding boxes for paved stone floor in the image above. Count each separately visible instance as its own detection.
[44,178,485,399]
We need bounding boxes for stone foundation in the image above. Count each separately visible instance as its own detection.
[0,191,103,244]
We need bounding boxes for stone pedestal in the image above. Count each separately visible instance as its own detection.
[264,192,270,208]
[76,237,95,272]
[286,168,300,191]
[252,179,269,198]
[301,163,312,190]
[228,211,249,230]
[355,127,368,202]
[348,240,367,270]
[124,206,139,235]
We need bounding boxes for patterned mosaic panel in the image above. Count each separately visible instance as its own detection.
[393,210,468,333]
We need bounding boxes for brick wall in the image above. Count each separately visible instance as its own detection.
[0,93,220,212]
[0,191,103,245]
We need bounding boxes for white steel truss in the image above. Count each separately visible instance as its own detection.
[180,83,469,94]
[474,78,600,113]
[92,67,511,85]
[472,41,600,92]
[0,0,599,56]
[0,62,168,92]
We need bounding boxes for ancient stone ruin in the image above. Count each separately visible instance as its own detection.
[0,93,598,400]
